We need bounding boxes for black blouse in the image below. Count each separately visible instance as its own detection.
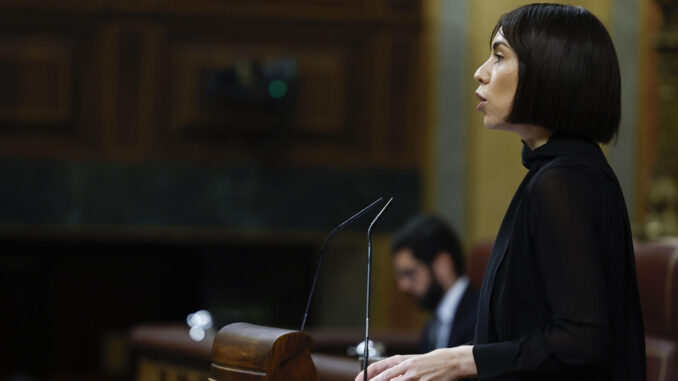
[472,135,646,380]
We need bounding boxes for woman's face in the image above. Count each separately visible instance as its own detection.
[473,29,519,130]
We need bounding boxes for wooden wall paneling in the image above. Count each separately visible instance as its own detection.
[140,28,162,163]
[0,0,166,13]
[0,19,102,159]
[386,0,423,23]
[385,31,422,167]
[365,27,423,169]
[163,0,375,22]
[0,0,104,12]
[0,39,72,124]
[0,1,422,25]
[100,24,120,160]
[294,50,347,135]
[0,0,162,13]
[153,22,375,166]
[100,0,164,13]
[284,28,373,166]
[368,29,392,166]
[114,28,146,155]
[0,2,424,167]
[101,24,160,161]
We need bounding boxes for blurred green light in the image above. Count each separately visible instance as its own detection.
[268,79,287,99]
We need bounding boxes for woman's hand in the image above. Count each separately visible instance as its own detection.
[354,346,477,381]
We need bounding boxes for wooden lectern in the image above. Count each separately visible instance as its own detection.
[210,322,319,381]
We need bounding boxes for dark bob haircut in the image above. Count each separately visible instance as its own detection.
[493,4,621,144]
[391,215,466,276]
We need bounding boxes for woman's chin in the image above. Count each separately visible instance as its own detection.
[483,116,499,130]
[483,117,514,131]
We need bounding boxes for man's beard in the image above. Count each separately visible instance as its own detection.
[417,276,444,311]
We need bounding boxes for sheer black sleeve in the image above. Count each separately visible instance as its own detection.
[473,166,609,379]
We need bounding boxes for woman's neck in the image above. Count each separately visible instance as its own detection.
[513,124,553,150]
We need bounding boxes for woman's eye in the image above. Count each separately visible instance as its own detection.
[494,53,504,62]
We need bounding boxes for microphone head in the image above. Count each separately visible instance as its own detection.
[368,197,394,232]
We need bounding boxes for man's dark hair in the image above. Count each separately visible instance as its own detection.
[493,3,621,144]
[391,215,465,276]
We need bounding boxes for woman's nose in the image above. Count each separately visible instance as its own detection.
[474,61,489,84]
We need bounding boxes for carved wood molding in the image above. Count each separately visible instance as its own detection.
[0,2,424,168]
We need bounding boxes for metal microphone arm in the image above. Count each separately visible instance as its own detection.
[300,197,385,332]
[363,197,394,381]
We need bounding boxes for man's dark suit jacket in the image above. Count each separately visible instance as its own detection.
[420,284,479,353]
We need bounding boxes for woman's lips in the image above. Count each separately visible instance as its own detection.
[475,92,487,111]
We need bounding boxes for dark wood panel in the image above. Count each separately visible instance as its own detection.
[0,22,101,158]
[0,0,423,26]
[167,45,351,137]
[0,0,163,13]
[100,24,160,161]
[0,0,422,24]
[386,32,422,165]
[152,23,374,165]
[164,0,375,21]
[0,38,72,124]
[0,0,104,11]
[388,0,422,16]
[0,1,424,168]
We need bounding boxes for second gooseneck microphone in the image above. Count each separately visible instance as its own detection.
[363,197,393,381]
[300,197,385,332]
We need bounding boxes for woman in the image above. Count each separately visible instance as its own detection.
[356,4,646,381]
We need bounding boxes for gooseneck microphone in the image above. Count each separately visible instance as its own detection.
[363,197,393,381]
[300,197,385,332]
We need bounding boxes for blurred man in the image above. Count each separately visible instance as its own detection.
[391,215,478,353]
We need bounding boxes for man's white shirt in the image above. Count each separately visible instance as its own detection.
[434,275,470,349]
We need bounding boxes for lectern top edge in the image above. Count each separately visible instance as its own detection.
[211,322,314,372]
